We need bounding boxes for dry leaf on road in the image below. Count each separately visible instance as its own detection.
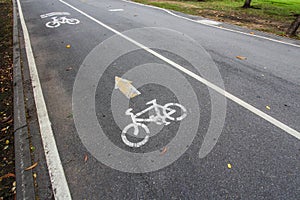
[160,147,167,155]
[236,56,247,60]
[25,162,38,171]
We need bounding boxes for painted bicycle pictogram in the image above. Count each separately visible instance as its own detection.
[73,27,226,173]
[122,99,187,147]
[45,16,80,28]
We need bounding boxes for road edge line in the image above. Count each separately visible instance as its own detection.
[15,0,72,199]
[122,0,300,48]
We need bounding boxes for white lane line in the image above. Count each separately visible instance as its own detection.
[59,0,300,140]
[197,19,222,26]
[16,0,72,199]
[109,8,124,12]
[122,0,300,48]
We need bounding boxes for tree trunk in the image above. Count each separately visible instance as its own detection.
[242,0,252,8]
[286,15,300,36]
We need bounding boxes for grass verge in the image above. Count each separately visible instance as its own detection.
[0,0,15,198]
[133,0,300,39]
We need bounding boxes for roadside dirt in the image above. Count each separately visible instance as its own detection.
[0,0,15,199]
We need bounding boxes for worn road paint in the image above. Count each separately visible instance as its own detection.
[115,76,141,99]
[109,9,124,12]
[122,99,187,147]
[40,12,70,18]
[45,16,80,28]
[197,19,222,26]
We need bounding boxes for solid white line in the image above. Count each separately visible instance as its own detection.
[59,0,300,140]
[16,0,72,199]
[122,0,300,48]
[108,8,124,12]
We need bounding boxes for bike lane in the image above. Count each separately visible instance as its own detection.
[18,0,300,199]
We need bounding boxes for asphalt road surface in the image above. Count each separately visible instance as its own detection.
[17,0,300,199]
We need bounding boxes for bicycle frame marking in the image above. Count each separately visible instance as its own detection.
[122,99,187,148]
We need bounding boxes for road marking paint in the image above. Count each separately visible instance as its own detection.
[122,99,187,147]
[109,8,124,12]
[122,0,300,48]
[16,0,72,199]
[40,12,70,18]
[197,19,222,26]
[115,76,141,98]
[45,16,80,28]
[59,0,300,140]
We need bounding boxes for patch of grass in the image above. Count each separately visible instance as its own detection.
[133,0,300,38]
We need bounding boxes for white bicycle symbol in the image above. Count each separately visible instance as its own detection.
[121,99,187,148]
[45,16,80,28]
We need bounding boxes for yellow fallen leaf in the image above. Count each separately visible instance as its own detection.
[25,162,38,171]
[236,56,247,60]
[266,105,270,110]
[5,140,9,145]
[227,163,232,169]
[66,44,71,48]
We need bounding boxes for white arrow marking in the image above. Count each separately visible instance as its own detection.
[115,76,141,99]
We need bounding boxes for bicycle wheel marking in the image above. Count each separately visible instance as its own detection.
[40,12,80,28]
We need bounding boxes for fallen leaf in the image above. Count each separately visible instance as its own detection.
[266,105,270,110]
[66,44,71,48]
[250,32,254,35]
[227,163,232,169]
[4,145,9,150]
[66,67,73,71]
[160,147,167,155]
[5,140,9,145]
[84,154,88,162]
[33,173,37,178]
[0,173,15,180]
[236,56,247,60]
[25,162,38,171]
